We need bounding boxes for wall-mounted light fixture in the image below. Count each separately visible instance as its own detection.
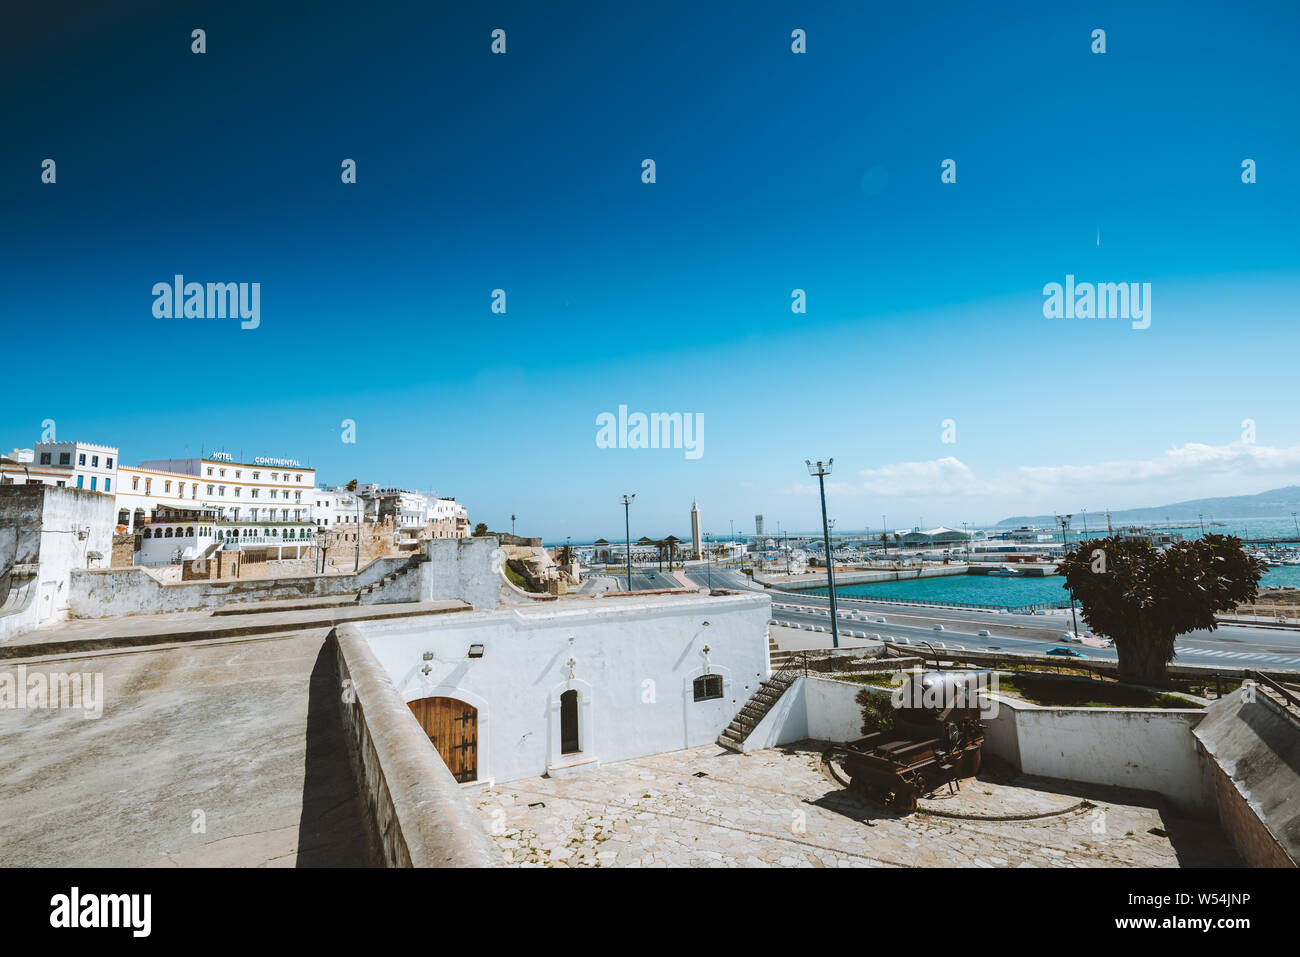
[422,651,434,661]
[468,644,485,658]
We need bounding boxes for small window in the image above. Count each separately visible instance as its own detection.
[106,457,113,469]
[91,455,99,467]
[693,674,724,702]
[59,453,71,465]
[39,452,51,464]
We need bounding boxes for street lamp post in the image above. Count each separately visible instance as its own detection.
[705,532,713,589]
[1056,513,1081,636]
[620,494,635,592]
[806,459,840,649]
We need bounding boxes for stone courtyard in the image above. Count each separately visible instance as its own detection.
[471,742,1239,867]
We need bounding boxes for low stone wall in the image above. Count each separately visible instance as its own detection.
[70,556,408,618]
[1193,690,1299,866]
[69,538,505,618]
[994,699,1209,812]
[332,624,502,867]
[772,674,1211,813]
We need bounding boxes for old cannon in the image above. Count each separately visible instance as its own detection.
[842,670,989,812]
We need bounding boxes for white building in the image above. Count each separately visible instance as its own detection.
[353,592,771,784]
[0,441,120,495]
[377,488,430,529]
[430,497,469,538]
[134,502,220,564]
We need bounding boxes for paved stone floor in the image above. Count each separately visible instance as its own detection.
[471,742,1240,867]
[0,631,375,867]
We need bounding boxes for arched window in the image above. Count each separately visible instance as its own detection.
[186,527,195,536]
[164,528,173,538]
[693,674,724,702]
[142,528,152,539]
[560,690,580,755]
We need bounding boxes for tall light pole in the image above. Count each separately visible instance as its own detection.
[705,532,713,589]
[620,494,635,592]
[511,513,517,537]
[806,459,840,649]
[1056,513,1080,637]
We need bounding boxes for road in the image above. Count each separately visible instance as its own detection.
[674,564,1300,672]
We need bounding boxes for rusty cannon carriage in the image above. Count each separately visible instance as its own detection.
[842,670,990,812]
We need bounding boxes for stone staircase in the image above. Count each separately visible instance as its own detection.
[356,553,429,604]
[717,665,799,753]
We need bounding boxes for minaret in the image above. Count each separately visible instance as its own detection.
[690,500,702,560]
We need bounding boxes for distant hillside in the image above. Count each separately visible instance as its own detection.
[997,485,1300,527]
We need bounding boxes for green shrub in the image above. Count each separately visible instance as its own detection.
[855,687,895,735]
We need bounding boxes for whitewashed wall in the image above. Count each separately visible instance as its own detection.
[358,592,772,783]
[740,671,1209,812]
[1006,705,1208,811]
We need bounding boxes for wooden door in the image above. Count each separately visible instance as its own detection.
[408,696,478,783]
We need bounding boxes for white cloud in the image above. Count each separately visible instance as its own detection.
[777,442,1300,520]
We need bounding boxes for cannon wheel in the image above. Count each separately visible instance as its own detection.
[894,787,919,813]
[959,749,982,779]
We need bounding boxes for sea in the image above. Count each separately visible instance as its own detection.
[795,517,1300,609]
[803,565,1300,610]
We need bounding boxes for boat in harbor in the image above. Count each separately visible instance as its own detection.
[988,566,1023,577]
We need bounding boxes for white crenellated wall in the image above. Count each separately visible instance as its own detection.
[354,592,772,783]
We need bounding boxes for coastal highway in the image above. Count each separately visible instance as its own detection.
[676,565,1300,672]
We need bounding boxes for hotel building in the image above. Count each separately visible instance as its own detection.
[115,454,318,563]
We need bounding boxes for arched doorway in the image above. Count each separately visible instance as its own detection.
[408,696,478,783]
[560,689,580,755]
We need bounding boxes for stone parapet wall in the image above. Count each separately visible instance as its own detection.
[331,623,502,868]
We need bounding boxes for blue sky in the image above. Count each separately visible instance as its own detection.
[3,0,1299,540]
